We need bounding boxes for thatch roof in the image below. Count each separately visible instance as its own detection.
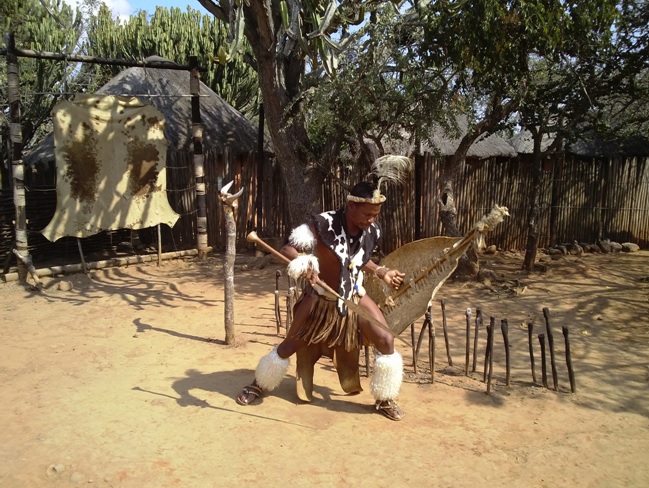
[24,57,269,166]
[508,131,556,154]
[510,130,649,158]
[421,116,516,158]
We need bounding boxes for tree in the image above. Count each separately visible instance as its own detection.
[197,0,390,226]
[1,0,83,155]
[81,5,260,119]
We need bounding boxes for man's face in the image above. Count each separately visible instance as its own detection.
[347,202,382,230]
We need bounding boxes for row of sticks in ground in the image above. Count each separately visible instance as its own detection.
[411,301,577,395]
[271,270,576,395]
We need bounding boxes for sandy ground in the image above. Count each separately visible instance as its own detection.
[1,249,649,488]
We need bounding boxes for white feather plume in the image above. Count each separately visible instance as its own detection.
[371,155,414,191]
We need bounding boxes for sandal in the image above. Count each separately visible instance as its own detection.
[375,399,405,421]
[236,383,262,406]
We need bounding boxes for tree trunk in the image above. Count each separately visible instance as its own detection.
[522,131,544,271]
[439,153,479,279]
[245,4,325,227]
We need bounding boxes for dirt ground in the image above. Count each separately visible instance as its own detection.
[1,248,648,488]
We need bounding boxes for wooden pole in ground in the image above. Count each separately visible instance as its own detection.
[562,326,577,393]
[157,224,162,266]
[486,317,495,394]
[441,300,453,366]
[465,308,472,376]
[274,270,282,335]
[411,322,418,374]
[483,317,492,383]
[501,318,511,386]
[472,307,482,372]
[543,308,559,391]
[76,239,88,275]
[528,321,537,384]
[429,309,436,384]
[539,333,548,389]
[414,306,432,373]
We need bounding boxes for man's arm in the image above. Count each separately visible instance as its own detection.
[363,261,404,290]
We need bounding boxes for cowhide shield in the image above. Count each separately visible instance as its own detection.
[365,236,466,336]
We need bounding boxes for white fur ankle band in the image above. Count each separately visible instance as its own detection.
[370,351,403,401]
[255,346,290,391]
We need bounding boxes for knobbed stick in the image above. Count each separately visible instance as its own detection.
[483,317,493,383]
[563,326,577,393]
[441,300,453,366]
[274,270,283,335]
[501,318,511,386]
[414,307,432,373]
[465,308,472,376]
[411,323,418,374]
[472,308,482,372]
[539,333,548,389]
[543,308,559,391]
[527,321,537,384]
[486,317,495,395]
[429,310,436,384]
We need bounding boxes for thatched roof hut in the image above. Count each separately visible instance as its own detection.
[24,57,270,167]
[422,116,516,158]
[509,130,649,158]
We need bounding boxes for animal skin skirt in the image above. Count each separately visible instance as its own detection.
[292,286,361,352]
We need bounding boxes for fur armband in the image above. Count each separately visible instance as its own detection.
[288,224,317,252]
[287,255,320,281]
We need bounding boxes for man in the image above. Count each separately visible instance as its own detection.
[236,181,406,420]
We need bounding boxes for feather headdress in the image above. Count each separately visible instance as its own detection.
[347,155,414,204]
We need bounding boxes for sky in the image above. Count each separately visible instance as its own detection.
[66,0,206,19]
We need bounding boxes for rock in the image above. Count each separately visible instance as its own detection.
[69,471,85,484]
[556,244,568,255]
[46,464,66,477]
[569,241,584,256]
[596,239,612,253]
[609,241,623,252]
[579,242,593,253]
[622,242,640,252]
[484,245,498,255]
[58,280,73,292]
[547,248,563,256]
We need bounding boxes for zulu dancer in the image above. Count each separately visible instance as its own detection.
[236,157,411,421]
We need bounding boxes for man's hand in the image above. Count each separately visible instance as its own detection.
[384,268,405,290]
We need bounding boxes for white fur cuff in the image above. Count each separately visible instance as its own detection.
[289,224,317,252]
[255,346,290,391]
[370,352,403,401]
[287,254,319,281]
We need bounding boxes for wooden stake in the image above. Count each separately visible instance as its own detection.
[543,308,559,391]
[539,333,548,389]
[157,223,162,266]
[429,309,436,384]
[465,308,472,376]
[472,307,482,372]
[76,238,88,275]
[527,321,537,384]
[274,270,282,335]
[562,326,577,393]
[501,318,510,386]
[441,300,453,366]
[411,322,418,374]
[483,317,493,383]
[486,318,495,395]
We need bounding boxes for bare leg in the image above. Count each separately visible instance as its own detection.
[236,293,313,405]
